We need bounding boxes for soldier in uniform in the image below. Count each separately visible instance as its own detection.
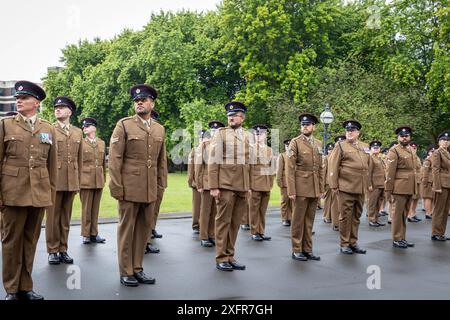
[249,124,275,241]
[328,120,369,254]
[322,142,334,224]
[208,101,250,271]
[109,84,167,286]
[385,126,417,249]
[145,109,163,254]
[367,140,386,227]
[386,141,399,224]
[1,81,57,300]
[287,113,324,261]
[431,131,450,241]
[195,121,225,247]
[277,139,292,226]
[407,141,423,222]
[188,136,201,234]
[79,117,106,244]
[378,147,390,217]
[421,146,435,220]
[46,96,82,265]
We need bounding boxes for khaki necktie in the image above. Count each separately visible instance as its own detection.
[26,118,33,130]
[64,125,69,135]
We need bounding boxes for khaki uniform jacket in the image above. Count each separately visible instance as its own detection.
[0,115,57,207]
[431,147,450,191]
[368,154,386,189]
[414,154,422,185]
[194,140,211,190]
[250,143,275,192]
[187,148,197,188]
[54,123,83,191]
[109,115,168,203]
[421,158,432,186]
[328,140,370,195]
[80,137,106,189]
[208,127,251,192]
[385,144,417,195]
[286,135,324,198]
[276,152,288,188]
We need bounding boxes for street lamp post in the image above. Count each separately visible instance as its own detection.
[320,103,334,155]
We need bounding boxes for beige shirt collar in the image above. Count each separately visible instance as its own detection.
[20,113,37,125]
[57,120,70,130]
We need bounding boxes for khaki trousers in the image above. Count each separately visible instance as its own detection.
[338,191,364,247]
[368,188,384,223]
[280,187,292,221]
[199,191,217,240]
[291,197,318,253]
[117,200,154,276]
[249,191,270,235]
[391,194,413,241]
[151,193,163,231]
[1,206,44,293]
[192,188,201,229]
[241,200,250,225]
[45,191,76,253]
[80,189,103,237]
[215,189,247,263]
[432,188,450,236]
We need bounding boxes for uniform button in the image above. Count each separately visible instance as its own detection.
[12,137,15,140]
[30,156,33,159]
[30,167,33,170]
[31,145,34,148]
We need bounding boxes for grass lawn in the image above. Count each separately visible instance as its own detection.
[71,172,282,220]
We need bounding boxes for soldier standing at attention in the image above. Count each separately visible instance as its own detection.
[367,140,386,227]
[385,126,417,249]
[148,109,164,240]
[145,110,164,254]
[287,113,324,261]
[188,135,201,234]
[322,142,334,224]
[407,141,423,222]
[109,84,167,286]
[329,135,346,231]
[79,117,106,244]
[208,101,251,272]
[277,139,292,227]
[328,120,369,255]
[421,146,435,220]
[195,121,225,247]
[431,131,450,241]
[249,124,275,241]
[46,96,82,265]
[1,81,57,300]
[386,141,399,224]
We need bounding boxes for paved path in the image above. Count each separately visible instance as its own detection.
[1,207,449,299]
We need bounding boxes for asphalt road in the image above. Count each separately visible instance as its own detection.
[1,206,449,300]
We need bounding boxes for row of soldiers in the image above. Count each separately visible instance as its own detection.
[0,81,168,299]
[187,108,449,268]
[1,80,448,297]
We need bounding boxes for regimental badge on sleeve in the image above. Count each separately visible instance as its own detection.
[39,133,52,145]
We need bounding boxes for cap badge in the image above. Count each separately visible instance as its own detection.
[18,86,23,90]
[136,89,140,94]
